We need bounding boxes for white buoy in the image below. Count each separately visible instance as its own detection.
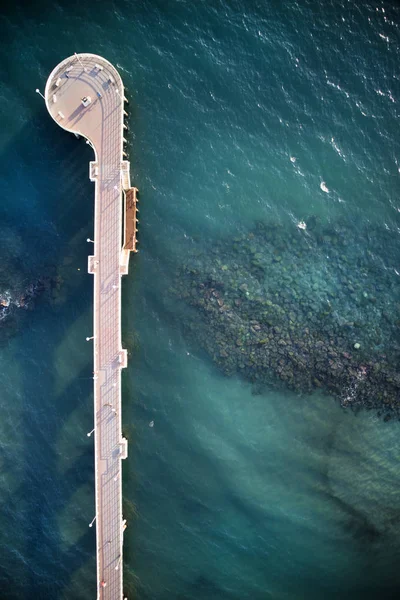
[320,181,329,193]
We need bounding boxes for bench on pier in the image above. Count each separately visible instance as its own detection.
[123,187,139,253]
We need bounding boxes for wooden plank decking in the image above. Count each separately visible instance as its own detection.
[44,53,135,600]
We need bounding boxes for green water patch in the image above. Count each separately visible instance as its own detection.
[169,217,400,419]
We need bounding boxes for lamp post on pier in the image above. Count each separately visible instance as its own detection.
[75,52,88,72]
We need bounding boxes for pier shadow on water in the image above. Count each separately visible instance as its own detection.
[0,110,101,599]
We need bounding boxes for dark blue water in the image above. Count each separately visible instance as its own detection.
[0,1,400,598]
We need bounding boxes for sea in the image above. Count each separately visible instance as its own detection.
[0,1,399,599]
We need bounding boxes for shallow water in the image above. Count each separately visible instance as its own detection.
[0,1,399,598]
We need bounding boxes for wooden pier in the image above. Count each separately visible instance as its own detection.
[44,53,136,600]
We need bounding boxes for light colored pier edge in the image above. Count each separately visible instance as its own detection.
[44,54,137,599]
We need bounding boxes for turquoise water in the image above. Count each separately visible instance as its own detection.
[0,1,400,598]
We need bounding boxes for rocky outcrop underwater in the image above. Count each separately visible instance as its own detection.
[170,218,400,420]
[0,274,62,344]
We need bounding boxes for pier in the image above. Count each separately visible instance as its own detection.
[44,53,136,599]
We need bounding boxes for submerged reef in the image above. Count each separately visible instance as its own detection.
[0,233,61,345]
[171,218,400,419]
[0,274,60,344]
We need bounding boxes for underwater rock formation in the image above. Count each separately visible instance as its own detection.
[171,219,400,419]
[0,274,60,344]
